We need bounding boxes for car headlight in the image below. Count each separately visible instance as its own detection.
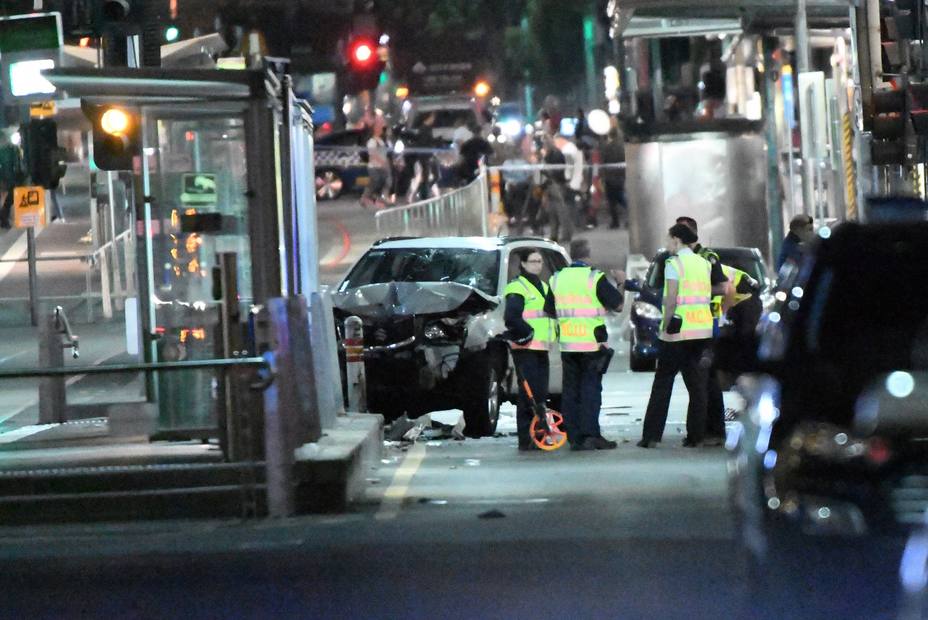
[760,291,776,313]
[632,301,661,320]
[424,323,448,340]
[423,318,464,342]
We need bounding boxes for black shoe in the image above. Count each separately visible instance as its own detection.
[518,442,539,452]
[703,435,725,447]
[682,437,703,448]
[636,439,657,449]
[570,438,596,451]
[590,436,618,450]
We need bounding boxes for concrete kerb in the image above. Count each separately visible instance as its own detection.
[293,412,384,513]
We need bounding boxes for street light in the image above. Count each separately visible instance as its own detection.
[474,80,491,98]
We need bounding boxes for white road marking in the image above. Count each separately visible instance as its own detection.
[0,423,55,444]
[375,443,427,521]
[0,231,28,283]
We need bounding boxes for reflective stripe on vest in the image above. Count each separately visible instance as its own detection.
[550,266,606,352]
[503,275,555,351]
[661,253,713,342]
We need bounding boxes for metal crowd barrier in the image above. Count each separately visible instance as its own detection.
[0,227,135,323]
[374,170,490,238]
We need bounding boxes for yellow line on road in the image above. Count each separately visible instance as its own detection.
[375,443,426,521]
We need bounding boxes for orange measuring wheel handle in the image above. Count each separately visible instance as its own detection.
[530,410,567,451]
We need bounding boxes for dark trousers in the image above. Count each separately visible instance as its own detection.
[0,189,12,226]
[512,349,549,447]
[641,339,711,443]
[706,367,725,438]
[561,349,610,445]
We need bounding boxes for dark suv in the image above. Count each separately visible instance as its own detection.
[728,221,928,618]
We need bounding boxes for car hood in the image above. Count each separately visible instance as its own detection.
[332,282,498,319]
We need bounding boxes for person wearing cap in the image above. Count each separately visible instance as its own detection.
[675,216,734,446]
[550,239,625,450]
[637,223,715,448]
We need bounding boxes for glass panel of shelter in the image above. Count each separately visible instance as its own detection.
[141,106,252,432]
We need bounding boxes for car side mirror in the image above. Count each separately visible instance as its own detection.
[854,371,928,437]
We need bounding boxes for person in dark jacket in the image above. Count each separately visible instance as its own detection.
[551,239,625,450]
[0,131,24,230]
[503,249,557,451]
[776,214,814,272]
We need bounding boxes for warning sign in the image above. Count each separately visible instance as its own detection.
[13,186,46,228]
[29,101,56,118]
[180,173,218,205]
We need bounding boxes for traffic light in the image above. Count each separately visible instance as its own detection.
[345,36,385,93]
[83,102,140,171]
[21,118,66,189]
[164,23,180,43]
[880,0,917,75]
[870,88,907,166]
[93,0,133,33]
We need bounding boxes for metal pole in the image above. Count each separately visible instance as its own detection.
[763,38,785,261]
[217,252,241,461]
[27,228,38,327]
[797,0,815,215]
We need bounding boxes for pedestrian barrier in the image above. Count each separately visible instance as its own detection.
[374,170,490,237]
[0,226,135,324]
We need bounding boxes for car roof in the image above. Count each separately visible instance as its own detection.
[372,236,561,251]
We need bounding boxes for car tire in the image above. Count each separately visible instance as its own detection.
[316,169,344,200]
[629,343,656,372]
[462,357,502,438]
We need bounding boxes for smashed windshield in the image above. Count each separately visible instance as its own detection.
[339,247,501,296]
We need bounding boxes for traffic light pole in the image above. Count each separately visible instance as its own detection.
[27,227,38,327]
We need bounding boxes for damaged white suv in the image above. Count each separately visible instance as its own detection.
[333,236,570,437]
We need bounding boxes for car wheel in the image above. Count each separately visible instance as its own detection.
[316,169,344,200]
[462,358,501,438]
[629,343,656,372]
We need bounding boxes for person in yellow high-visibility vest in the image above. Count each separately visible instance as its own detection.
[503,249,557,451]
[550,239,625,451]
[638,223,715,448]
[676,216,738,447]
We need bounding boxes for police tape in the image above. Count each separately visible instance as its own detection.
[487,163,626,171]
[315,145,456,156]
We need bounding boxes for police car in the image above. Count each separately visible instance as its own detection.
[314,129,370,200]
[332,236,569,437]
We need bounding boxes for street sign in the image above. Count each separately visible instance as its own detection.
[29,101,57,118]
[180,173,218,205]
[13,186,47,228]
[0,12,62,102]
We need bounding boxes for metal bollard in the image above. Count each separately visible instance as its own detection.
[38,306,79,424]
[344,316,367,413]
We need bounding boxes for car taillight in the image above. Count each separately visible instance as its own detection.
[866,437,892,466]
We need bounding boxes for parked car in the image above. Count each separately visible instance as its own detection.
[627,246,770,372]
[727,221,928,618]
[332,236,571,437]
[314,128,370,200]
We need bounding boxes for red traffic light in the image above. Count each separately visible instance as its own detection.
[351,40,375,65]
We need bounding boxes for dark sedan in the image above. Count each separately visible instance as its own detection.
[728,220,928,619]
